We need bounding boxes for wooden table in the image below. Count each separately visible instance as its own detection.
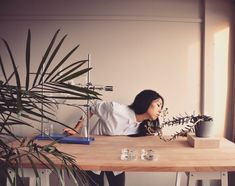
[8,135,235,186]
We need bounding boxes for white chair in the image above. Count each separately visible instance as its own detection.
[175,171,228,186]
[7,168,52,186]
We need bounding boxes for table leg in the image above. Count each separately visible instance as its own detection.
[221,172,228,186]
[7,169,15,186]
[202,180,210,186]
[7,168,52,186]
[186,172,228,186]
[38,169,51,186]
[175,172,183,186]
[187,172,196,186]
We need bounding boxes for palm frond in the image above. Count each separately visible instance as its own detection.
[32,29,60,87]
[38,34,67,85]
[52,60,87,82]
[2,39,22,114]
[0,55,8,82]
[44,45,80,83]
[25,29,31,91]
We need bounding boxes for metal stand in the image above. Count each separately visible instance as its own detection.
[77,54,113,143]
[35,54,113,144]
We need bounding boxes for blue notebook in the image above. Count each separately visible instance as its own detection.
[35,133,95,144]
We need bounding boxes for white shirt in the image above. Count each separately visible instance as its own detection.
[90,101,140,136]
[89,101,140,175]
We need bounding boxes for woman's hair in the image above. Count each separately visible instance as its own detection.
[128,89,164,137]
[129,89,164,114]
[134,119,161,137]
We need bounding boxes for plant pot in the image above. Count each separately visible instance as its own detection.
[195,121,213,138]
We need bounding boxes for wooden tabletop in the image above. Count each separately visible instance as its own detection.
[30,135,235,172]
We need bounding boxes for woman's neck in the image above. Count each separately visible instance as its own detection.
[135,114,149,122]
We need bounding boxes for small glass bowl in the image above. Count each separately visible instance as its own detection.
[141,149,158,161]
[120,148,137,161]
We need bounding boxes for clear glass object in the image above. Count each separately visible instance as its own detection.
[141,149,158,161]
[44,127,50,136]
[120,148,137,161]
[49,124,53,136]
[43,123,53,136]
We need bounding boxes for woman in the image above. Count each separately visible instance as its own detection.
[64,89,164,186]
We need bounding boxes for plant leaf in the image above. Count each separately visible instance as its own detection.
[44,45,80,83]
[25,29,31,90]
[2,39,22,114]
[32,29,60,87]
[38,34,67,85]
[0,55,8,82]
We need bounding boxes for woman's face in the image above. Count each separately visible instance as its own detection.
[146,98,163,121]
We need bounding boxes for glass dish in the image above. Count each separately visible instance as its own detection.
[120,148,137,161]
[141,149,158,161]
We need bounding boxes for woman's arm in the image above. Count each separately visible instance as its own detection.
[63,115,85,135]
[63,111,94,136]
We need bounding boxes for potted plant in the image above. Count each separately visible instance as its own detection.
[0,29,101,185]
[139,109,214,141]
[192,115,213,138]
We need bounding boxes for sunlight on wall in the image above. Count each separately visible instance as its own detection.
[213,27,229,137]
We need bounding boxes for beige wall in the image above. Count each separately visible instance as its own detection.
[0,0,234,185]
[0,0,201,135]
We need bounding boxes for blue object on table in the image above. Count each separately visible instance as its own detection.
[34,133,95,144]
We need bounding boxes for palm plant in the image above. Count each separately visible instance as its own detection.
[0,29,101,185]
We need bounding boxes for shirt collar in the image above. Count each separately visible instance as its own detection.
[127,107,140,124]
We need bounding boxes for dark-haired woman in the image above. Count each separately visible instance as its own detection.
[64,89,164,186]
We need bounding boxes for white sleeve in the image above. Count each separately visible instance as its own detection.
[90,101,114,121]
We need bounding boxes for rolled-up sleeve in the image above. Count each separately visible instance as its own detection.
[90,101,114,121]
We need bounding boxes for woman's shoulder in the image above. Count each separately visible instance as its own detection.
[91,100,122,110]
[93,100,125,107]
[110,101,128,109]
[91,100,130,113]
[111,102,134,116]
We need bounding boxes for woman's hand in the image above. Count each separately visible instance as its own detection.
[63,115,85,136]
[63,128,78,136]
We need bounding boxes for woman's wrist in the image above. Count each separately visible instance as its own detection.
[74,116,84,132]
[74,122,81,130]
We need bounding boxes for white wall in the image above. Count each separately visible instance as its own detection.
[0,0,201,134]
